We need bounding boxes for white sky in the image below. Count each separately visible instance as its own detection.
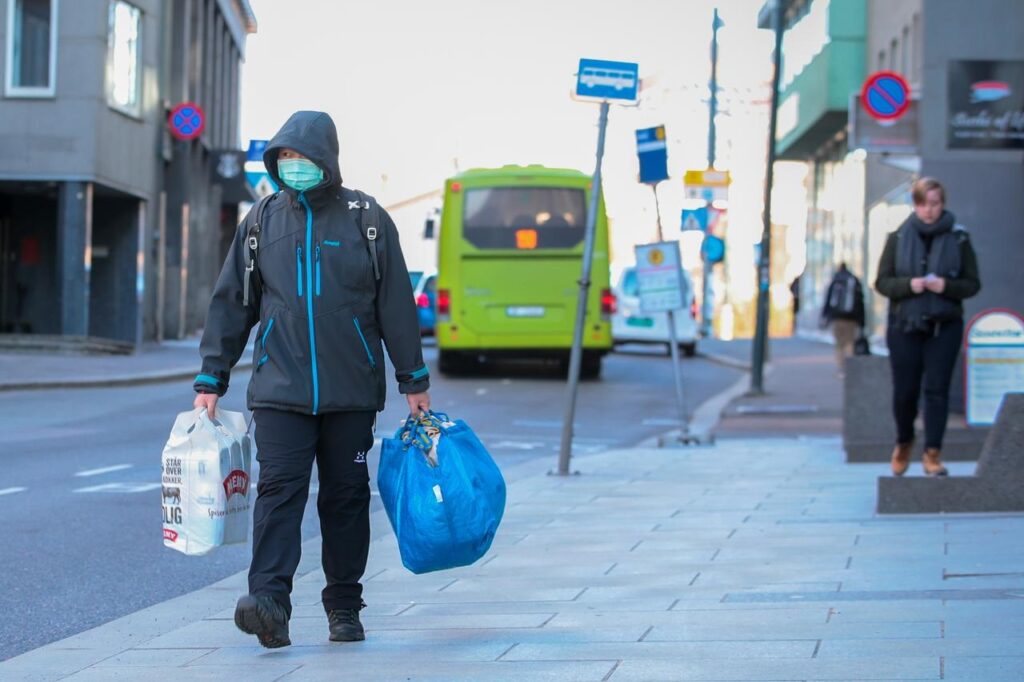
[239,0,779,276]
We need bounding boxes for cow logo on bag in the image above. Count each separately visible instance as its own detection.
[223,469,249,498]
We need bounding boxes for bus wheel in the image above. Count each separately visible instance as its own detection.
[580,352,602,380]
[439,350,465,375]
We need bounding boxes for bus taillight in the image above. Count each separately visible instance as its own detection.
[438,289,451,318]
[600,288,617,316]
[416,293,430,309]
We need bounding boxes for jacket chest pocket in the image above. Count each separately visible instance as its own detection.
[314,237,375,305]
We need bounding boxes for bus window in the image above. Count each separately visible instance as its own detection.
[462,187,586,249]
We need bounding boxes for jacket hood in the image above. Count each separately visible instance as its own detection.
[264,111,343,193]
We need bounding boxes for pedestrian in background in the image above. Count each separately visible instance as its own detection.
[820,263,865,376]
[193,111,431,648]
[875,177,981,477]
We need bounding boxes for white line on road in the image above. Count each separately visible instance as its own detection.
[491,441,546,451]
[0,487,27,497]
[73,482,162,494]
[74,464,133,478]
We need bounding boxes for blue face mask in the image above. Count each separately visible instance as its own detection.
[278,157,324,191]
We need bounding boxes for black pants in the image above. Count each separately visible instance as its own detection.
[886,318,963,449]
[250,408,375,617]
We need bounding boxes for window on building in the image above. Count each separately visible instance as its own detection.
[5,0,58,96]
[912,14,922,82]
[901,27,910,75]
[889,39,898,71]
[107,0,141,115]
[878,50,886,70]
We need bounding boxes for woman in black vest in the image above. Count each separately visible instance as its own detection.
[875,178,981,477]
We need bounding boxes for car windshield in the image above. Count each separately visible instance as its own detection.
[409,271,424,289]
[622,269,638,297]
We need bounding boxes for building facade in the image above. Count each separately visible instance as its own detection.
[766,0,1024,344]
[0,0,255,347]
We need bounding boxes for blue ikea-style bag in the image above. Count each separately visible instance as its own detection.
[377,412,506,574]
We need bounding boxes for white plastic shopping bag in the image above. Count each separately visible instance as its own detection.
[162,408,252,556]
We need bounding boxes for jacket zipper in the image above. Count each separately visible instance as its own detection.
[315,243,321,297]
[296,245,303,297]
[299,193,320,414]
[257,317,275,368]
[353,317,377,369]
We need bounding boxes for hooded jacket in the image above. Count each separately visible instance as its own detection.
[194,111,429,414]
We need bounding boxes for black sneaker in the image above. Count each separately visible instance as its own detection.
[234,594,291,648]
[327,608,365,642]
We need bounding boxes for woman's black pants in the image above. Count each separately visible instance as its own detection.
[886,318,964,449]
[249,408,375,618]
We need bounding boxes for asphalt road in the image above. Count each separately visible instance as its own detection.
[0,342,741,660]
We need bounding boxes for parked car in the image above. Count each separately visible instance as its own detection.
[611,266,698,356]
[413,273,437,336]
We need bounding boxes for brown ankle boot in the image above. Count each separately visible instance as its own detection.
[922,448,948,476]
[890,442,912,476]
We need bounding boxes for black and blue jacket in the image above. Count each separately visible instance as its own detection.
[194,111,429,413]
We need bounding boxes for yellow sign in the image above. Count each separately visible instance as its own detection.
[683,169,731,187]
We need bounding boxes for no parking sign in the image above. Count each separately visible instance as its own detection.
[860,71,911,122]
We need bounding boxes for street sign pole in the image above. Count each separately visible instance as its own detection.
[751,0,784,394]
[701,8,722,339]
[652,184,691,439]
[558,100,609,476]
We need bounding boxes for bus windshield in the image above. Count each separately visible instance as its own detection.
[462,187,586,249]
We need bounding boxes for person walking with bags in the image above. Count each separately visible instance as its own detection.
[192,111,431,648]
[820,262,865,376]
[875,177,980,477]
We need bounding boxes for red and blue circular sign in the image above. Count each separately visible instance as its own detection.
[168,102,205,141]
[861,71,911,122]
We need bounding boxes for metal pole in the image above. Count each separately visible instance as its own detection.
[708,8,720,170]
[653,184,690,435]
[557,100,609,475]
[751,0,784,394]
[701,8,722,339]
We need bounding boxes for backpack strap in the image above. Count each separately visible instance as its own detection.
[351,189,381,282]
[242,193,276,307]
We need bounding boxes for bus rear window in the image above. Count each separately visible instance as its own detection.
[462,187,587,249]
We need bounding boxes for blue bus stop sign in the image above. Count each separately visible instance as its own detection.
[576,58,639,102]
[635,126,668,184]
[247,139,268,162]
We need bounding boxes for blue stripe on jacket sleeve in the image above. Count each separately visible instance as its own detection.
[410,367,430,381]
[195,374,222,387]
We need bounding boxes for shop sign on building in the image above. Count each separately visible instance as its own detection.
[948,60,1024,149]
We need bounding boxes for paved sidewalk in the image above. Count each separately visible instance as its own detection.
[0,336,252,391]
[3,435,1022,681]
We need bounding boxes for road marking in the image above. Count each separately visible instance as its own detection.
[491,441,546,451]
[512,419,573,429]
[74,464,133,478]
[642,418,683,426]
[0,487,27,497]
[73,482,162,494]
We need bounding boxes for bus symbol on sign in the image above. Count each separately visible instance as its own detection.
[576,59,639,102]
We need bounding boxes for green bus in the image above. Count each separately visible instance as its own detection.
[434,165,614,378]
